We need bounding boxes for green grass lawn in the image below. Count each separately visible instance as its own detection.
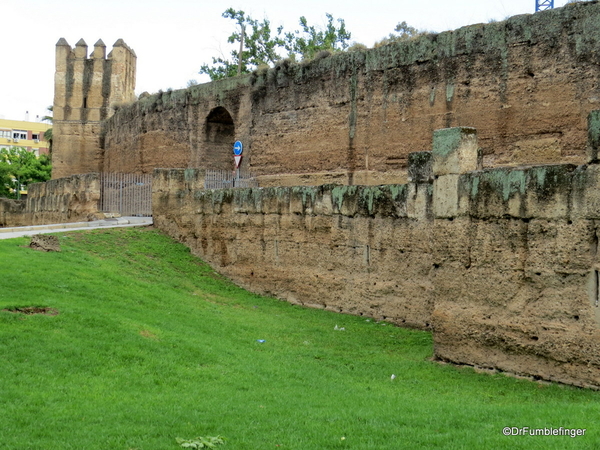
[0,227,598,449]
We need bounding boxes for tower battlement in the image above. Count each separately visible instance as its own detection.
[52,38,136,178]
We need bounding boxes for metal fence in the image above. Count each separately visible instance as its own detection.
[100,173,152,217]
[204,169,258,189]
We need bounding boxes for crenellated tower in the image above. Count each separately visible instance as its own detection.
[52,38,136,178]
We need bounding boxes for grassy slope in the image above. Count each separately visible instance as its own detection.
[0,228,598,449]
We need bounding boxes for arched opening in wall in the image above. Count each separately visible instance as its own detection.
[205,106,235,170]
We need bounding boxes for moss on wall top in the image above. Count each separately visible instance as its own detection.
[102,0,600,170]
[464,164,577,202]
[249,1,600,89]
[155,169,413,218]
[103,1,600,128]
[104,74,252,131]
[458,163,582,219]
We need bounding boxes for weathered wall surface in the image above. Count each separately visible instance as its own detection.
[101,77,252,174]
[0,174,102,227]
[432,163,600,388]
[53,39,136,179]
[105,2,600,186]
[153,171,435,329]
[25,173,102,224]
[153,124,600,388]
[0,198,26,227]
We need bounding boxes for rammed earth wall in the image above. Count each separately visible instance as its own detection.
[433,162,600,388]
[103,2,600,186]
[153,171,435,328]
[0,198,26,227]
[0,174,102,227]
[153,123,600,388]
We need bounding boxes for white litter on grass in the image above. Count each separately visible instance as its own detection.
[334,325,345,331]
[391,374,396,380]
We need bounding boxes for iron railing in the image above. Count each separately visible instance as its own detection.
[204,169,258,189]
[100,173,152,217]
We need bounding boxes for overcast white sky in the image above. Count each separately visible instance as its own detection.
[0,0,574,121]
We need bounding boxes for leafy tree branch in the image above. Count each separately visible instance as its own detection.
[200,9,353,80]
[277,13,351,61]
[0,147,52,199]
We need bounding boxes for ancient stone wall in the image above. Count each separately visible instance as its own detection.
[105,2,600,186]
[25,173,102,224]
[53,38,136,179]
[101,77,252,174]
[153,122,600,388]
[0,174,102,227]
[153,170,435,328]
[0,198,26,227]
[432,162,600,387]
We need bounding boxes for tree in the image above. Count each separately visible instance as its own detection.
[200,8,280,80]
[0,159,11,199]
[0,147,52,199]
[42,105,53,155]
[375,21,424,47]
[277,13,351,61]
[200,9,353,81]
[392,21,421,40]
[43,127,53,153]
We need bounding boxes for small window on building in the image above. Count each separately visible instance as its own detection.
[12,130,27,140]
[0,130,10,139]
[32,133,39,140]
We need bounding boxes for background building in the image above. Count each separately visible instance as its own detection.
[0,118,51,156]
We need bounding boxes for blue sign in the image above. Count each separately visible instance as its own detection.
[233,141,243,156]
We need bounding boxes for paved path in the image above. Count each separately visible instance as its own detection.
[0,217,153,239]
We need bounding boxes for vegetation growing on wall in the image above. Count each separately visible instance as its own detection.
[246,0,600,93]
[101,0,600,175]
[199,8,353,80]
[278,13,352,61]
[199,8,281,80]
[374,21,427,48]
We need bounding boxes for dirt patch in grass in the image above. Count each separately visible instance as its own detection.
[29,235,61,252]
[139,329,159,340]
[3,307,59,316]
